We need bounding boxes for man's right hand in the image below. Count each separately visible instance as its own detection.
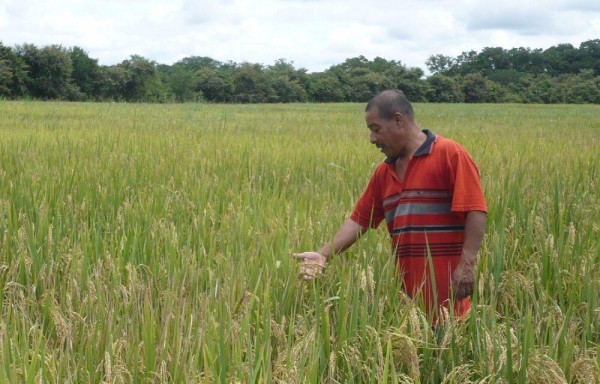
[292,252,327,280]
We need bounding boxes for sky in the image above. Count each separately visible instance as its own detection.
[1,0,599,73]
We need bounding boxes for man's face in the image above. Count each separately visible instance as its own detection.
[366,107,403,158]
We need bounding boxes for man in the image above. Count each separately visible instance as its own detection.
[293,90,487,320]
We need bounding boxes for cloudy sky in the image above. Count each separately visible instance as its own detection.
[1,0,599,73]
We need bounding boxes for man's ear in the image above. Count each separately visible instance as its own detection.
[394,112,404,124]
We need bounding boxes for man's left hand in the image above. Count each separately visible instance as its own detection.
[451,260,476,300]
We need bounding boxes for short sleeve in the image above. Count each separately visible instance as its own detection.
[448,147,488,213]
[350,168,385,228]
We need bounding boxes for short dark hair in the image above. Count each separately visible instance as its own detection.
[365,90,414,121]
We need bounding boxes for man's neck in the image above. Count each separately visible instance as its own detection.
[404,127,427,159]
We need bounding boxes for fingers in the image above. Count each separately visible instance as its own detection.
[291,252,326,265]
[292,252,322,260]
[453,282,474,300]
[291,252,312,261]
[293,252,326,280]
[451,264,475,300]
[299,263,324,280]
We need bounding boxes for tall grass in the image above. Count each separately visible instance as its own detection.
[0,101,598,383]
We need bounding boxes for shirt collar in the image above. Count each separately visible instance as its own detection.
[384,129,436,164]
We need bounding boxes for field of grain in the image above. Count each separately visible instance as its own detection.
[0,101,598,383]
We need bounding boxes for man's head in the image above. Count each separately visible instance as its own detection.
[365,90,417,160]
[365,89,414,121]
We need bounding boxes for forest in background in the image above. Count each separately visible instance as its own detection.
[0,39,599,103]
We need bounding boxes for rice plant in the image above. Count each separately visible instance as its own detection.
[0,101,598,383]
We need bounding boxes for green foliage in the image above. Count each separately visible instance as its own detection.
[578,39,600,75]
[508,47,546,75]
[426,74,462,102]
[543,43,579,76]
[0,42,28,98]
[308,72,345,102]
[396,77,427,103]
[1,40,600,103]
[117,55,166,102]
[323,56,425,103]
[461,73,488,103]
[268,59,309,102]
[162,64,202,102]
[95,65,130,101]
[426,54,455,74]
[565,71,600,104]
[429,41,600,78]
[16,43,79,100]
[424,40,600,104]
[458,73,509,103]
[159,56,235,103]
[232,62,276,103]
[197,66,234,102]
[68,46,100,99]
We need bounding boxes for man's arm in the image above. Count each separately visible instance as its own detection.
[451,210,486,299]
[319,218,368,259]
[293,219,368,280]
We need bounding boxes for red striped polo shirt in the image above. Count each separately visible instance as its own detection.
[350,130,487,319]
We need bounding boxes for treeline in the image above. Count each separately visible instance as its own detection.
[1,40,599,103]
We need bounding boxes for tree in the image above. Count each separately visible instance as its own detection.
[569,80,600,104]
[396,67,426,102]
[370,57,407,77]
[483,80,507,103]
[344,67,396,102]
[267,59,309,102]
[478,47,511,72]
[461,73,488,103]
[0,42,28,98]
[231,63,275,103]
[565,70,600,103]
[524,75,563,104]
[175,56,222,72]
[323,56,423,102]
[161,64,200,102]
[118,55,165,102]
[160,56,231,102]
[486,69,525,86]
[16,43,79,100]
[2,41,597,104]
[453,50,479,75]
[95,65,130,101]
[69,46,100,99]
[270,77,308,102]
[197,66,234,102]
[337,55,371,71]
[543,43,578,75]
[578,39,600,76]
[507,47,545,75]
[426,74,462,102]
[0,59,10,96]
[426,54,455,74]
[307,72,344,102]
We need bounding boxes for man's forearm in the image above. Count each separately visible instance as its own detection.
[319,219,367,260]
[461,210,486,263]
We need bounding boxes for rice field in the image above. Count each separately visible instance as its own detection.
[0,100,598,383]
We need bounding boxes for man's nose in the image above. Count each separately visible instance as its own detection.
[370,132,377,144]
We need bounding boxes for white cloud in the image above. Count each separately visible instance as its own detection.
[0,0,598,72]
[557,0,600,12]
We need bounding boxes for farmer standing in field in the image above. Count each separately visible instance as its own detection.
[293,89,487,320]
